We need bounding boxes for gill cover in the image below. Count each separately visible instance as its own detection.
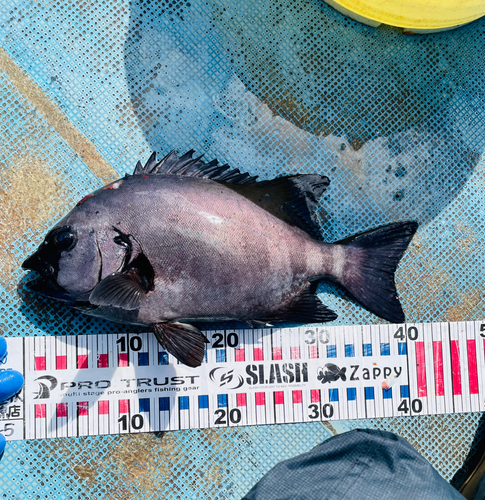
[89,228,155,310]
[55,226,101,295]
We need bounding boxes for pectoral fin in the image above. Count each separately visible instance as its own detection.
[152,322,209,368]
[89,268,149,310]
[89,238,155,311]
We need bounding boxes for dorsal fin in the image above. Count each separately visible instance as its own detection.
[133,150,258,184]
[133,151,329,239]
[227,175,330,240]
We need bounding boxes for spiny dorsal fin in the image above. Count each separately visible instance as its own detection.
[133,150,258,184]
[134,151,329,238]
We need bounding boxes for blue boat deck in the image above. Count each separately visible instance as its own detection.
[1,0,484,497]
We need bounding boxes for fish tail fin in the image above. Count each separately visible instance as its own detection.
[334,221,418,323]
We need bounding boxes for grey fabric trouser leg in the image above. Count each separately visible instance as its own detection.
[474,475,485,500]
[243,429,468,500]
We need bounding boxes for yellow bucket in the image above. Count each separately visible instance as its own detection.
[323,0,485,32]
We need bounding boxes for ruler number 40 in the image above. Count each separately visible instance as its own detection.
[398,399,422,414]
[394,326,418,341]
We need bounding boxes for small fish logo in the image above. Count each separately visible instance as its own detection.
[317,363,347,384]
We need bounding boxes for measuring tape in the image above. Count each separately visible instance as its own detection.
[0,320,484,441]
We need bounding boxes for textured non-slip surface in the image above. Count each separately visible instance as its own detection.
[0,0,484,498]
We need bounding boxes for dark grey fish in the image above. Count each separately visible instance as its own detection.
[22,150,418,367]
[317,364,347,384]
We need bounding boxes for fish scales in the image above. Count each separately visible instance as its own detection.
[103,176,327,322]
[22,150,418,367]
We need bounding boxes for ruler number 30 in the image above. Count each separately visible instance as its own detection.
[305,329,329,345]
[308,403,334,419]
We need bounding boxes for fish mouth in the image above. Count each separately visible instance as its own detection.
[22,254,55,278]
[22,252,93,306]
[23,275,83,305]
[22,252,73,302]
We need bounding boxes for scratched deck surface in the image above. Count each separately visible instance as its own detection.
[1,0,485,498]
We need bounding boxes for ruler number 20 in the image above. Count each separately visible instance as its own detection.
[214,408,242,425]
[211,332,239,348]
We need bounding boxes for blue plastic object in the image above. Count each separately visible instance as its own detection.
[0,370,24,403]
[0,338,7,364]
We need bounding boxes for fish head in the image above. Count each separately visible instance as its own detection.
[22,196,127,305]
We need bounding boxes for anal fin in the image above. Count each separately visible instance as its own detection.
[265,287,337,324]
[152,322,209,368]
[245,319,274,328]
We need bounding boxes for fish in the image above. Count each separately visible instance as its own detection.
[22,150,418,367]
[317,363,347,384]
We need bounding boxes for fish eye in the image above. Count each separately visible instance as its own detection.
[51,227,76,251]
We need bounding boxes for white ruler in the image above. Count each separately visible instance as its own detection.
[0,320,484,440]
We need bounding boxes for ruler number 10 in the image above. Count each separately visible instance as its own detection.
[118,414,144,431]
[116,336,142,352]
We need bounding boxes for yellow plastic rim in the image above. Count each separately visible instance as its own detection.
[327,0,485,30]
